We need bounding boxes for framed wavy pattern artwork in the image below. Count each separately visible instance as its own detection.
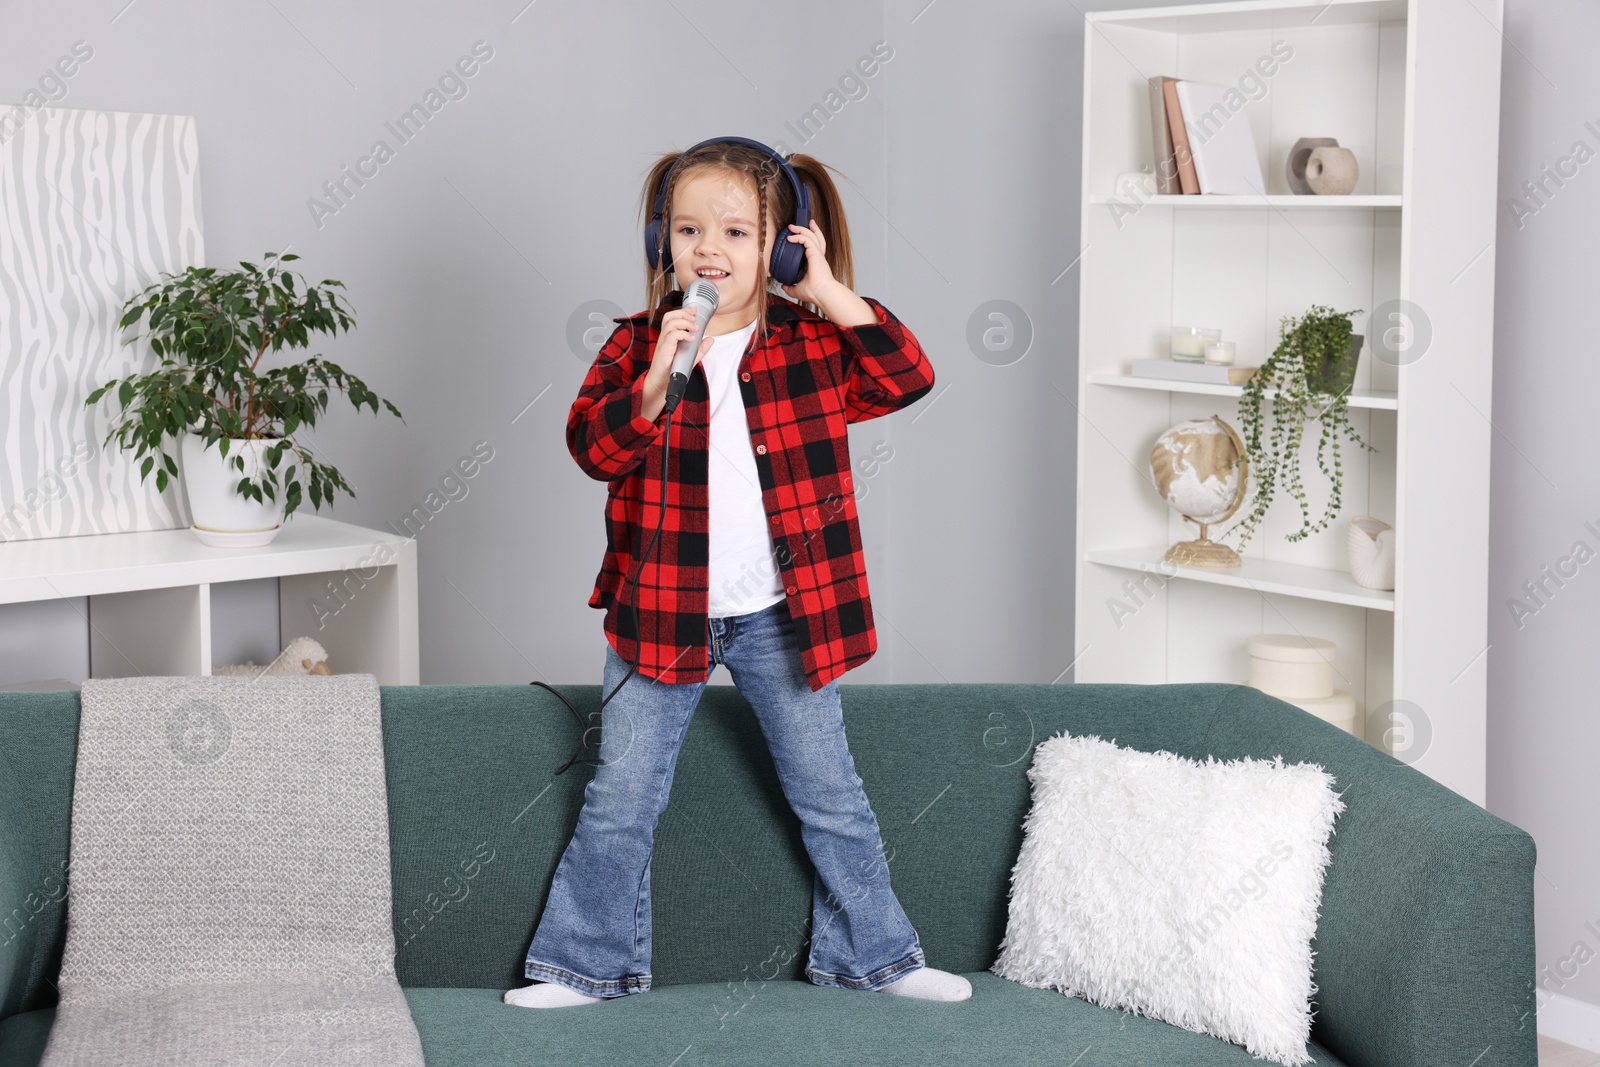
[0,106,205,542]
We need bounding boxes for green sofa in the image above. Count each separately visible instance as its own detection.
[0,681,1537,1066]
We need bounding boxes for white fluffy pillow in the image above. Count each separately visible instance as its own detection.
[991,731,1346,1066]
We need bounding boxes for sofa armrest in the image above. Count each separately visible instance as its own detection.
[0,742,52,1023]
[0,691,79,1026]
[1195,684,1537,1067]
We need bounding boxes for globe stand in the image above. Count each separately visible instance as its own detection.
[1164,521,1241,568]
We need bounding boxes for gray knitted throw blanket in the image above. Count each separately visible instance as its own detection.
[39,674,424,1067]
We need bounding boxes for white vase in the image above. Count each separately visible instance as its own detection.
[1347,515,1395,590]
[179,432,287,547]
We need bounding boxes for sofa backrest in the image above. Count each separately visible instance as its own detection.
[375,680,1225,993]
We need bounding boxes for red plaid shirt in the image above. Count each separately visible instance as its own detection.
[567,289,935,691]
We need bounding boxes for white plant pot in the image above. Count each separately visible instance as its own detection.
[180,432,288,547]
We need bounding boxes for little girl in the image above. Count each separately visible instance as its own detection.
[505,136,968,1009]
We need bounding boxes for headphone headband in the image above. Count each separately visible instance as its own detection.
[643,136,812,286]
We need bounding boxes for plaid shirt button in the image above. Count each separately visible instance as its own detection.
[755,444,767,455]
[786,585,797,595]
[770,515,780,525]
[740,371,751,382]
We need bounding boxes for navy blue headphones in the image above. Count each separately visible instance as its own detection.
[643,136,812,286]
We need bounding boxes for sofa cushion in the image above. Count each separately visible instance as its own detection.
[0,977,1356,1066]
[420,975,1362,1065]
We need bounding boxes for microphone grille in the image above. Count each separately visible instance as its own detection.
[685,279,721,311]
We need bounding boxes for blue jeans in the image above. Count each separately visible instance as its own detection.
[522,597,925,997]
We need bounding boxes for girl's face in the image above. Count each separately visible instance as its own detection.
[668,168,774,331]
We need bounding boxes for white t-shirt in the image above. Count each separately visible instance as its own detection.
[702,319,787,619]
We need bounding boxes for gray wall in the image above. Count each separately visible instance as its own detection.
[2,0,1594,1023]
[1483,0,1600,1022]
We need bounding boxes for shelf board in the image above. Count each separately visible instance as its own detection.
[0,513,413,604]
[1087,372,1398,410]
[1086,545,1395,611]
[1088,194,1403,209]
[1085,0,1408,33]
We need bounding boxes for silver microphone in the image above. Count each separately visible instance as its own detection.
[662,280,720,414]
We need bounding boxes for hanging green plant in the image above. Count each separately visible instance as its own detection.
[1225,304,1378,550]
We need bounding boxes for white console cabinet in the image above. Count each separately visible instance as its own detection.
[0,514,418,684]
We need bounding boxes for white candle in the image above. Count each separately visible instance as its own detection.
[1204,340,1237,365]
[1172,327,1220,362]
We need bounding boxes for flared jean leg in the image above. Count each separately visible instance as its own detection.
[721,600,926,990]
[521,641,705,997]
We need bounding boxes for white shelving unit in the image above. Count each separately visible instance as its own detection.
[1072,0,1502,804]
[0,514,419,684]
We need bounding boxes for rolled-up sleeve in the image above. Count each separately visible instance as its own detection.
[837,297,935,423]
[565,323,664,481]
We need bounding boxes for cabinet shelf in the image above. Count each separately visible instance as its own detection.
[1087,372,1399,410]
[1085,546,1395,612]
[1088,194,1403,209]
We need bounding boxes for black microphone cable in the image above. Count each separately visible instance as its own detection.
[532,392,680,775]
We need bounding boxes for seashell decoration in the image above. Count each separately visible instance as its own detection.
[1347,516,1395,590]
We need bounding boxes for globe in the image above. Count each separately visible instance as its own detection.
[1149,415,1248,568]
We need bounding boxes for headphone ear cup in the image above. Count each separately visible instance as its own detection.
[644,217,661,270]
[770,232,807,286]
[645,217,674,272]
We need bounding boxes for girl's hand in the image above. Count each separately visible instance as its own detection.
[649,306,714,380]
[641,306,714,421]
[779,219,842,307]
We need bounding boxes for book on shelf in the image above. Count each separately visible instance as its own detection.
[1160,78,1200,194]
[1173,80,1266,195]
[1130,358,1258,385]
[1146,76,1180,195]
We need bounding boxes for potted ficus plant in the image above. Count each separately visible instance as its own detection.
[1226,304,1377,550]
[86,252,404,547]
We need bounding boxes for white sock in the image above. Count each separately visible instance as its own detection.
[503,981,604,1008]
[875,966,972,1001]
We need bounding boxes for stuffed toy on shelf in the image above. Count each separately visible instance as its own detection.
[212,635,332,678]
